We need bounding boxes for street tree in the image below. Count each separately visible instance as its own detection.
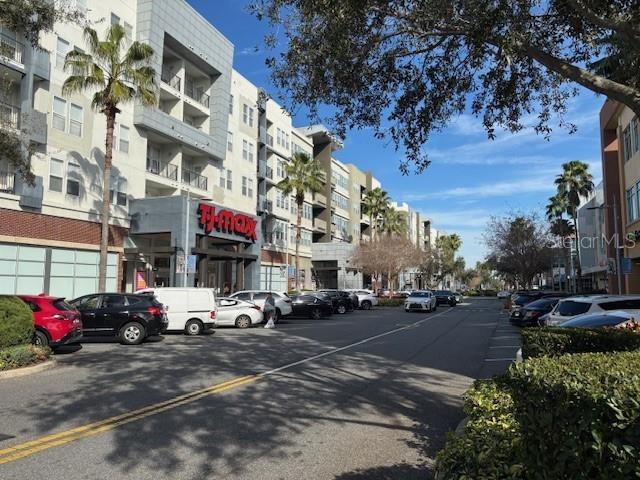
[550,161,594,291]
[251,0,640,172]
[362,187,390,239]
[277,151,323,290]
[62,24,156,292]
[484,213,555,288]
[380,207,408,236]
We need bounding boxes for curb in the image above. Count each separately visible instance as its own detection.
[0,358,57,380]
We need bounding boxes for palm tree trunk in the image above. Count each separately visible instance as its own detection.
[572,212,582,293]
[98,109,116,292]
[295,198,303,291]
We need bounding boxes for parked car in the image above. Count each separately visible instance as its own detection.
[558,310,638,329]
[319,289,358,311]
[346,289,379,310]
[511,297,563,327]
[18,295,83,348]
[312,290,352,314]
[546,295,640,326]
[454,291,463,303]
[434,290,457,306]
[215,297,263,328]
[69,293,167,345]
[137,287,217,335]
[404,291,437,312]
[290,294,334,319]
[497,290,511,299]
[509,291,550,318]
[229,290,292,321]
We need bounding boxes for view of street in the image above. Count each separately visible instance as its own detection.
[0,299,514,479]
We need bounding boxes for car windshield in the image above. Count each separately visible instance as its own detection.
[525,298,559,310]
[561,314,628,328]
[556,300,591,316]
[514,295,535,306]
[410,292,430,297]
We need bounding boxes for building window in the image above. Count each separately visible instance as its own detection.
[56,36,70,69]
[49,158,64,192]
[303,203,312,220]
[66,161,81,196]
[277,159,285,178]
[110,13,120,25]
[242,139,250,161]
[52,97,66,131]
[242,104,254,127]
[627,184,639,223]
[331,191,349,210]
[69,103,83,137]
[118,125,129,153]
[229,94,234,114]
[220,168,232,190]
[624,117,640,162]
[285,133,290,150]
[242,177,254,198]
[227,131,233,152]
[332,171,349,189]
[110,176,127,206]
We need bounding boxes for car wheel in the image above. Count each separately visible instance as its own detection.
[337,304,347,314]
[361,300,372,310]
[33,330,49,348]
[119,322,145,345]
[235,315,251,329]
[310,308,322,320]
[185,319,204,336]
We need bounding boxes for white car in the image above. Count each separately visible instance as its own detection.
[347,290,379,310]
[558,310,639,329]
[215,297,263,328]
[404,291,437,312]
[137,287,217,335]
[546,295,640,326]
[229,290,293,321]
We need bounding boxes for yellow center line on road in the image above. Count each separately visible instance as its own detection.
[0,375,257,466]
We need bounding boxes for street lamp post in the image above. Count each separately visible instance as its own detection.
[588,198,622,294]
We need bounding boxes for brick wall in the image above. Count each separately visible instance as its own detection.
[0,208,127,247]
[261,249,286,264]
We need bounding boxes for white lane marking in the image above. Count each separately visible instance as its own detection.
[489,345,521,349]
[484,358,515,362]
[261,308,453,376]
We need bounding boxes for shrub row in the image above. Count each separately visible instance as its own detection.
[521,326,640,359]
[0,295,34,348]
[378,298,405,307]
[437,350,640,479]
[0,344,50,371]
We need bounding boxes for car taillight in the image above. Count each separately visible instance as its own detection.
[147,306,162,316]
[210,310,216,319]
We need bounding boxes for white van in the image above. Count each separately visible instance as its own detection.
[137,288,217,335]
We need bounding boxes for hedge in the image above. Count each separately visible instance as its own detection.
[378,298,405,307]
[509,351,640,479]
[0,344,51,371]
[521,327,640,359]
[0,295,34,348]
[436,351,640,480]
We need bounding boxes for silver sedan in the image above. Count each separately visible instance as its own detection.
[215,297,264,328]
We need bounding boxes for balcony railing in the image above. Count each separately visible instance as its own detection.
[0,169,15,193]
[161,67,181,91]
[185,84,210,108]
[146,157,178,181]
[0,101,20,129]
[313,218,327,233]
[182,168,208,190]
[0,32,24,64]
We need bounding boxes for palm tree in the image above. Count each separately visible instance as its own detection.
[549,217,575,292]
[277,152,323,290]
[62,25,156,292]
[380,208,407,236]
[362,187,390,240]
[551,161,595,292]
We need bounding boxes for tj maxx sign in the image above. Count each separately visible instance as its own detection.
[197,203,258,242]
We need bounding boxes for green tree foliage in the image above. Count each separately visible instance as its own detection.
[62,24,156,292]
[277,152,323,290]
[361,187,390,239]
[0,296,34,348]
[252,0,640,172]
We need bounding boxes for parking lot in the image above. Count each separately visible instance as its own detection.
[0,298,516,480]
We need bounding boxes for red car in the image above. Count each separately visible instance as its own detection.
[18,295,83,348]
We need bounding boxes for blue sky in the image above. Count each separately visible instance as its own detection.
[188,0,604,267]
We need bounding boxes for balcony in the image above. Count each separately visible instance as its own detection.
[266,134,273,147]
[23,110,47,144]
[161,67,181,91]
[266,166,274,180]
[360,213,371,225]
[312,192,327,208]
[0,32,24,66]
[0,169,15,193]
[146,157,178,181]
[313,218,327,233]
[185,84,210,108]
[0,101,20,130]
[182,168,208,191]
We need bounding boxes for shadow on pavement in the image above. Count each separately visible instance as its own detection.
[334,463,432,480]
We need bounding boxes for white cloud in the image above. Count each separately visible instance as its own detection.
[237,46,261,56]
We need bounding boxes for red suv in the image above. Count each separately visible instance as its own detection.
[18,295,83,348]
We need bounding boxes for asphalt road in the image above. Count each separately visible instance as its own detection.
[0,297,517,480]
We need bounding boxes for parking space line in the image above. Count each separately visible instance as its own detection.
[0,308,454,466]
[484,358,515,362]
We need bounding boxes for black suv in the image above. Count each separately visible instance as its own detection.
[69,293,168,345]
[313,291,352,314]
[434,290,457,306]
